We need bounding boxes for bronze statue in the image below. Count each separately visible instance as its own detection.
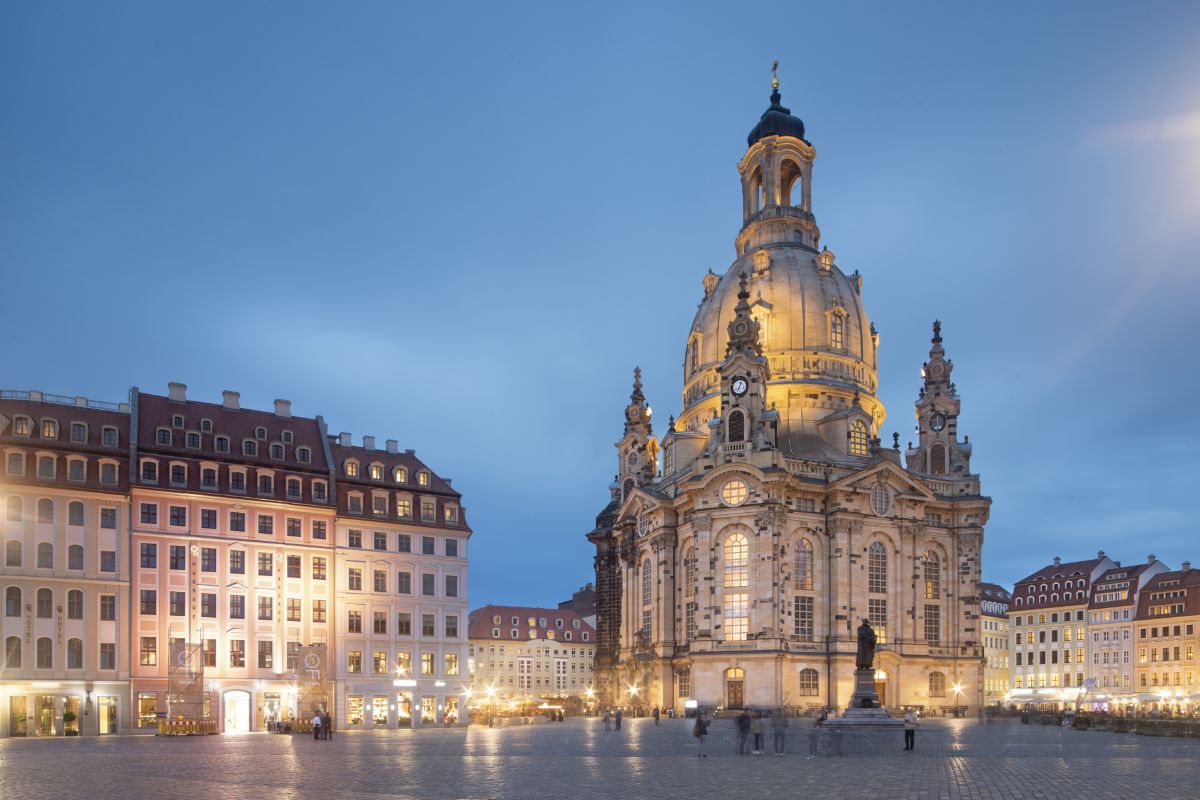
[856,618,877,671]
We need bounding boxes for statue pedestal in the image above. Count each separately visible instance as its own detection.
[817,668,902,755]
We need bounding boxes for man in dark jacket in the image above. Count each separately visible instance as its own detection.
[322,710,333,740]
[736,710,752,754]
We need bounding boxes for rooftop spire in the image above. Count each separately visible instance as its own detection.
[630,367,644,405]
[725,272,763,357]
[770,60,781,106]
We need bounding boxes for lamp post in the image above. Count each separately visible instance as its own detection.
[951,683,964,717]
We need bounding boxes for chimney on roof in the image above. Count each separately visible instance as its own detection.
[386,439,398,454]
[168,382,187,402]
[222,390,240,410]
[1148,554,1157,564]
[1097,550,1106,559]
[1053,556,1061,567]
[339,432,351,447]
[1183,561,1192,572]
[1114,560,1121,567]
[363,435,375,450]
[444,478,452,486]
[404,449,415,455]
[274,399,292,418]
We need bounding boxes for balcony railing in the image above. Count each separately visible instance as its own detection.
[0,388,127,413]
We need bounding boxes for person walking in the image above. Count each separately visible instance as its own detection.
[652,706,660,726]
[770,709,789,755]
[693,712,710,757]
[750,711,765,754]
[903,710,918,751]
[603,709,612,731]
[736,709,751,754]
[322,710,333,740]
[815,708,828,728]
[311,710,322,741]
[614,707,623,731]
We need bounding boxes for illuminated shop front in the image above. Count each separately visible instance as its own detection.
[1,681,130,737]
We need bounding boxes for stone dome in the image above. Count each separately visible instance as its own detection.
[747,90,807,146]
[678,243,884,460]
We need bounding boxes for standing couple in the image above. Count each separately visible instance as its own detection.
[312,709,334,740]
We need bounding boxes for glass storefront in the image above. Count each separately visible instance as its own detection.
[263,692,282,727]
[98,696,117,734]
[8,696,27,736]
[396,692,412,725]
[63,697,80,735]
[347,695,364,726]
[137,692,158,728]
[420,696,435,724]
[35,695,55,736]
[444,697,459,724]
[372,695,388,726]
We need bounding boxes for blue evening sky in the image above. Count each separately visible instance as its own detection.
[3,2,1199,604]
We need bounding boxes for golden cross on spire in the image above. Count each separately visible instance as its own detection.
[771,60,779,91]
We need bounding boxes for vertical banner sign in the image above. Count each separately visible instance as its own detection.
[296,644,328,716]
[168,642,205,720]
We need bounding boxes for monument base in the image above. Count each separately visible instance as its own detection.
[816,668,902,754]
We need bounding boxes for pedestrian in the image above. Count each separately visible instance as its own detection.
[614,707,623,731]
[750,711,765,754]
[903,710,918,751]
[603,709,612,731]
[322,710,333,740]
[816,708,828,728]
[693,712,710,757]
[652,706,660,726]
[770,709,789,755]
[736,709,751,754]
[311,710,322,741]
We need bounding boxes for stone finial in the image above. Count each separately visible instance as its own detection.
[932,319,942,344]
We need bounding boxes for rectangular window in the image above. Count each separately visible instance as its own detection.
[397,534,412,553]
[201,593,217,618]
[445,653,459,675]
[374,531,388,550]
[348,568,362,591]
[374,570,387,592]
[100,508,117,529]
[445,615,459,638]
[140,636,157,666]
[168,505,186,526]
[374,651,388,674]
[200,509,217,530]
[422,573,435,596]
[287,598,301,622]
[348,530,362,548]
[287,518,301,538]
[397,613,412,636]
[868,598,888,644]
[372,496,387,517]
[347,651,362,674]
[258,596,273,620]
[286,641,300,671]
[258,553,273,576]
[100,642,116,670]
[445,575,459,597]
[257,515,273,535]
[422,536,435,555]
[723,593,748,641]
[373,612,387,635]
[794,595,814,641]
[139,590,157,615]
[229,640,245,668]
[230,512,246,532]
[312,521,327,540]
[313,556,327,580]
[396,499,412,518]
[421,653,434,675]
[348,611,362,633]
[100,594,116,621]
[140,542,157,568]
[203,639,217,668]
[287,555,301,579]
[169,545,186,570]
[201,547,217,572]
[445,539,459,558]
[397,571,411,594]
[229,550,245,574]
[422,614,436,637]
[312,599,326,623]
[924,605,941,644]
[230,595,245,619]
[258,641,273,669]
[140,504,157,525]
[169,591,186,616]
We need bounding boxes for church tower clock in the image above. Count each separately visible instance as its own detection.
[907,320,974,480]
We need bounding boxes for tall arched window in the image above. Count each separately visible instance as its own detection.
[924,552,940,599]
[642,559,652,606]
[684,545,696,597]
[781,159,803,207]
[723,533,749,642]
[830,312,845,350]
[5,540,20,567]
[68,544,84,570]
[67,638,83,669]
[795,538,813,591]
[36,542,53,569]
[868,542,887,593]
[68,501,84,526]
[5,496,20,521]
[799,667,819,696]
[929,671,946,697]
[5,636,20,669]
[689,337,700,374]
[37,498,53,523]
[727,410,746,443]
[849,421,868,456]
[929,443,947,475]
[36,588,52,618]
[36,637,52,669]
[67,589,83,619]
[4,586,20,617]
[749,166,764,213]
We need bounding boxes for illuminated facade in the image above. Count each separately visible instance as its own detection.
[1087,558,1167,704]
[980,583,1010,705]
[1,392,132,737]
[1132,565,1200,708]
[587,80,991,715]
[467,605,595,709]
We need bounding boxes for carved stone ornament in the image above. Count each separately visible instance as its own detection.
[691,512,713,533]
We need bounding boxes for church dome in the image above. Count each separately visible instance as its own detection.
[747,90,807,146]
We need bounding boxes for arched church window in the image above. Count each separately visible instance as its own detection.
[642,559,652,606]
[929,443,947,475]
[689,338,699,374]
[830,313,845,350]
[723,533,749,642]
[728,410,746,443]
[929,671,946,697]
[685,545,696,597]
[780,159,803,207]
[868,542,887,593]
[924,552,940,599]
[795,539,813,591]
[849,421,868,456]
[749,166,764,213]
[799,667,819,696]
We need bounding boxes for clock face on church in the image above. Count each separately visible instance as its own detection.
[930,412,946,432]
[731,377,748,397]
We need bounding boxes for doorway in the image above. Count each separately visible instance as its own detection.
[98,697,117,735]
[725,667,745,710]
[223,690,251,734]
[874,670,888,707]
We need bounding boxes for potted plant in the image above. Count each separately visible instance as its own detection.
[62,710,78,735]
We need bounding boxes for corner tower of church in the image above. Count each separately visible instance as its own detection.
[587,73,992,717]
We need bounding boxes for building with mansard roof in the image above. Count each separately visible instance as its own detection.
[586,78,992,715]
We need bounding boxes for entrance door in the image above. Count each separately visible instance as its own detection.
[8,696,27,736]
[35,696,55,736]
[727,681,745,709]
[223,691,251,734]
[874,670,888,707]
[98,697,117,734]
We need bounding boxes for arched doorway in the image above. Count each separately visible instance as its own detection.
[223,690,251,734]
[874,670,888,707]
[725,668,745,710]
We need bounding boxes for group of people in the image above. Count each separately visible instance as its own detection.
[601,707,623,731]
[688,707,918,756]
[311,710,334,740]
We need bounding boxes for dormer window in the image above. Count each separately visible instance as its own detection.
[200,419,212,433]
[186,432,201,448]
[102,426,118,447]
[70,423,87,443]
[345,460,359,478]
[13,417,31,436]
[348,494,363,514]
[215,436,229,453]
[297,447,311,463]
[848,420,868,456]
[270,443,284,459]
[258,475,273,495]
[255,427,267,440]
[418,471,430,487]
[171,415,184,429]
[281,431,293,444]
[243,440,257,457]
[369,464,383,480]
[156,428,171,445]
[393,467,407,483]
[829,311,845,350]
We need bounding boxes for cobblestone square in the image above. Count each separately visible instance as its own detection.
[3,718,1200,800]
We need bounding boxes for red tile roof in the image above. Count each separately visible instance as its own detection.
[1011,558,1104,611]
[1088,563,1152,610]
[1134,569,1200,621]
[468,605,596,643]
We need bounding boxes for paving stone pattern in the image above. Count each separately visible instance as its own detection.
[3,718,1200,799]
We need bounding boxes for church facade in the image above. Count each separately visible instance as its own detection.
[587,82,991,715]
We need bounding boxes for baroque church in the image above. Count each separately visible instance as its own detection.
[587,79,991,714]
